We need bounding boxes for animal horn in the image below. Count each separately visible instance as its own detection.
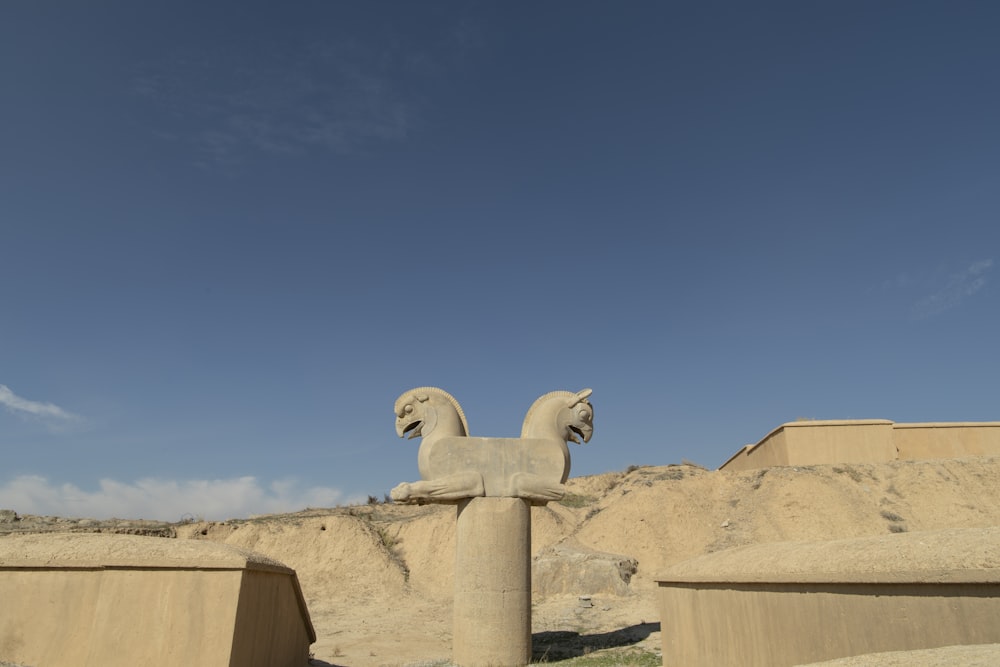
[569,388,593,406]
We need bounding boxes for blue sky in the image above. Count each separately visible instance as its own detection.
[2,2,998,520]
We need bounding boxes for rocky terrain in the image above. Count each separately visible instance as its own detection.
[3,456,1000,666]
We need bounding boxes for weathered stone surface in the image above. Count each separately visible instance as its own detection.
[0,533,315,667]
[427,436,567,497]
[657,527,1000,667]
[720,419,1000,471]
[658,525,1000,583]
[391,387,593,504]
[0,510,17,524]
[392,387,595,667]
[533,543,638,597]
[0,532,295,571]
[453,497,532,667]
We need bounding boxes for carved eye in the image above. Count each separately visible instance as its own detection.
[404,404,413,415]
[579,409,591,421]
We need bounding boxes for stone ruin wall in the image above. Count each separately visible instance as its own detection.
[720,420,1000,472]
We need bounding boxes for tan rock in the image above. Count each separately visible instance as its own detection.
[0,533,314,667]
[657,527,1000,667]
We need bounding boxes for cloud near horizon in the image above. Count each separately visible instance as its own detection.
[0,475,357,522]
[0,384,79,422]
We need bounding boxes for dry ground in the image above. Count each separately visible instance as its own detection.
[183,456,1000,666]
[5,456,1000,666]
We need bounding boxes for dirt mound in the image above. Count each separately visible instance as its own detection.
[4,456,1000,666]
[799,643,1000,666]
[0,511,175,538]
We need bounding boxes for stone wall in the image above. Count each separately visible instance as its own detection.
[0,533,314,667]
[720,420,1000,472]
[656,527,1000,667]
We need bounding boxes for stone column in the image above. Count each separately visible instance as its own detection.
[391,387,594,665]
[453,497,532,667]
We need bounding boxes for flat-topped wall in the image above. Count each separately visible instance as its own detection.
[656,527,1000,667]
[720,420,1000,472]
[894,422,1000,460]
[0,533,315,667]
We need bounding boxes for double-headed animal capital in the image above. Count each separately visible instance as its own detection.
[391,388,593,505]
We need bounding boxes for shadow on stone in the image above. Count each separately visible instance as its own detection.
[532,622,659,661]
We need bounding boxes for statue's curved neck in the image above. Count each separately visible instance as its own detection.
[522,400,572,483]
[522,401,562,440]
[417,399,466,479]
[424,400,467,442]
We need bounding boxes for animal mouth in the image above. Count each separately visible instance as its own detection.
[569,425,589,444]
[402,421,423,439]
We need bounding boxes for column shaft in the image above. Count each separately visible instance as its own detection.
[453,497,532,667]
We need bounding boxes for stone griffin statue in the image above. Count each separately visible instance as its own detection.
[390,387,594,505]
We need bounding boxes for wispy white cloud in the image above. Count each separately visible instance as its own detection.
[880,272,913,290]
[131,39,420,166]
[910,259,993,319]
[0,475,356,522]
[0,384,78,421]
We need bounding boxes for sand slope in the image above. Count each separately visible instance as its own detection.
[4,456,999,666]
[168,456,1000,665]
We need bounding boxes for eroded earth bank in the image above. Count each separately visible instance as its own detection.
[4,457,1000,666]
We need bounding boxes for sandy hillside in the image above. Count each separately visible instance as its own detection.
[4,456,1000,666]
[172,456,1000,666]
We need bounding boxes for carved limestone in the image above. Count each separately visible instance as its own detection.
[390,388,594,505]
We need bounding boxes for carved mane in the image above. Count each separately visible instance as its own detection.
[393,387,594,504]
[521,390,592,438]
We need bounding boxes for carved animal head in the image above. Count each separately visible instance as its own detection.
[522,388,594,444]
[562,389,594,444]
[394,387,468,441]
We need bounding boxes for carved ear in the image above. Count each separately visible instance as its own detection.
[415,393,429,403]
[569,388,593,406]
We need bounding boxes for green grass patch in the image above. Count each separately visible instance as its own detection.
[534,648,661,666]
[558,493,598,508]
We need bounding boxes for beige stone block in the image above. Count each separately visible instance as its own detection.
[894,422,1000,460]
[730,420,897,471]
[719,420,1000,472]
[656,528,1000,667]
[0,533,314,667]
[532,543,637,597]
